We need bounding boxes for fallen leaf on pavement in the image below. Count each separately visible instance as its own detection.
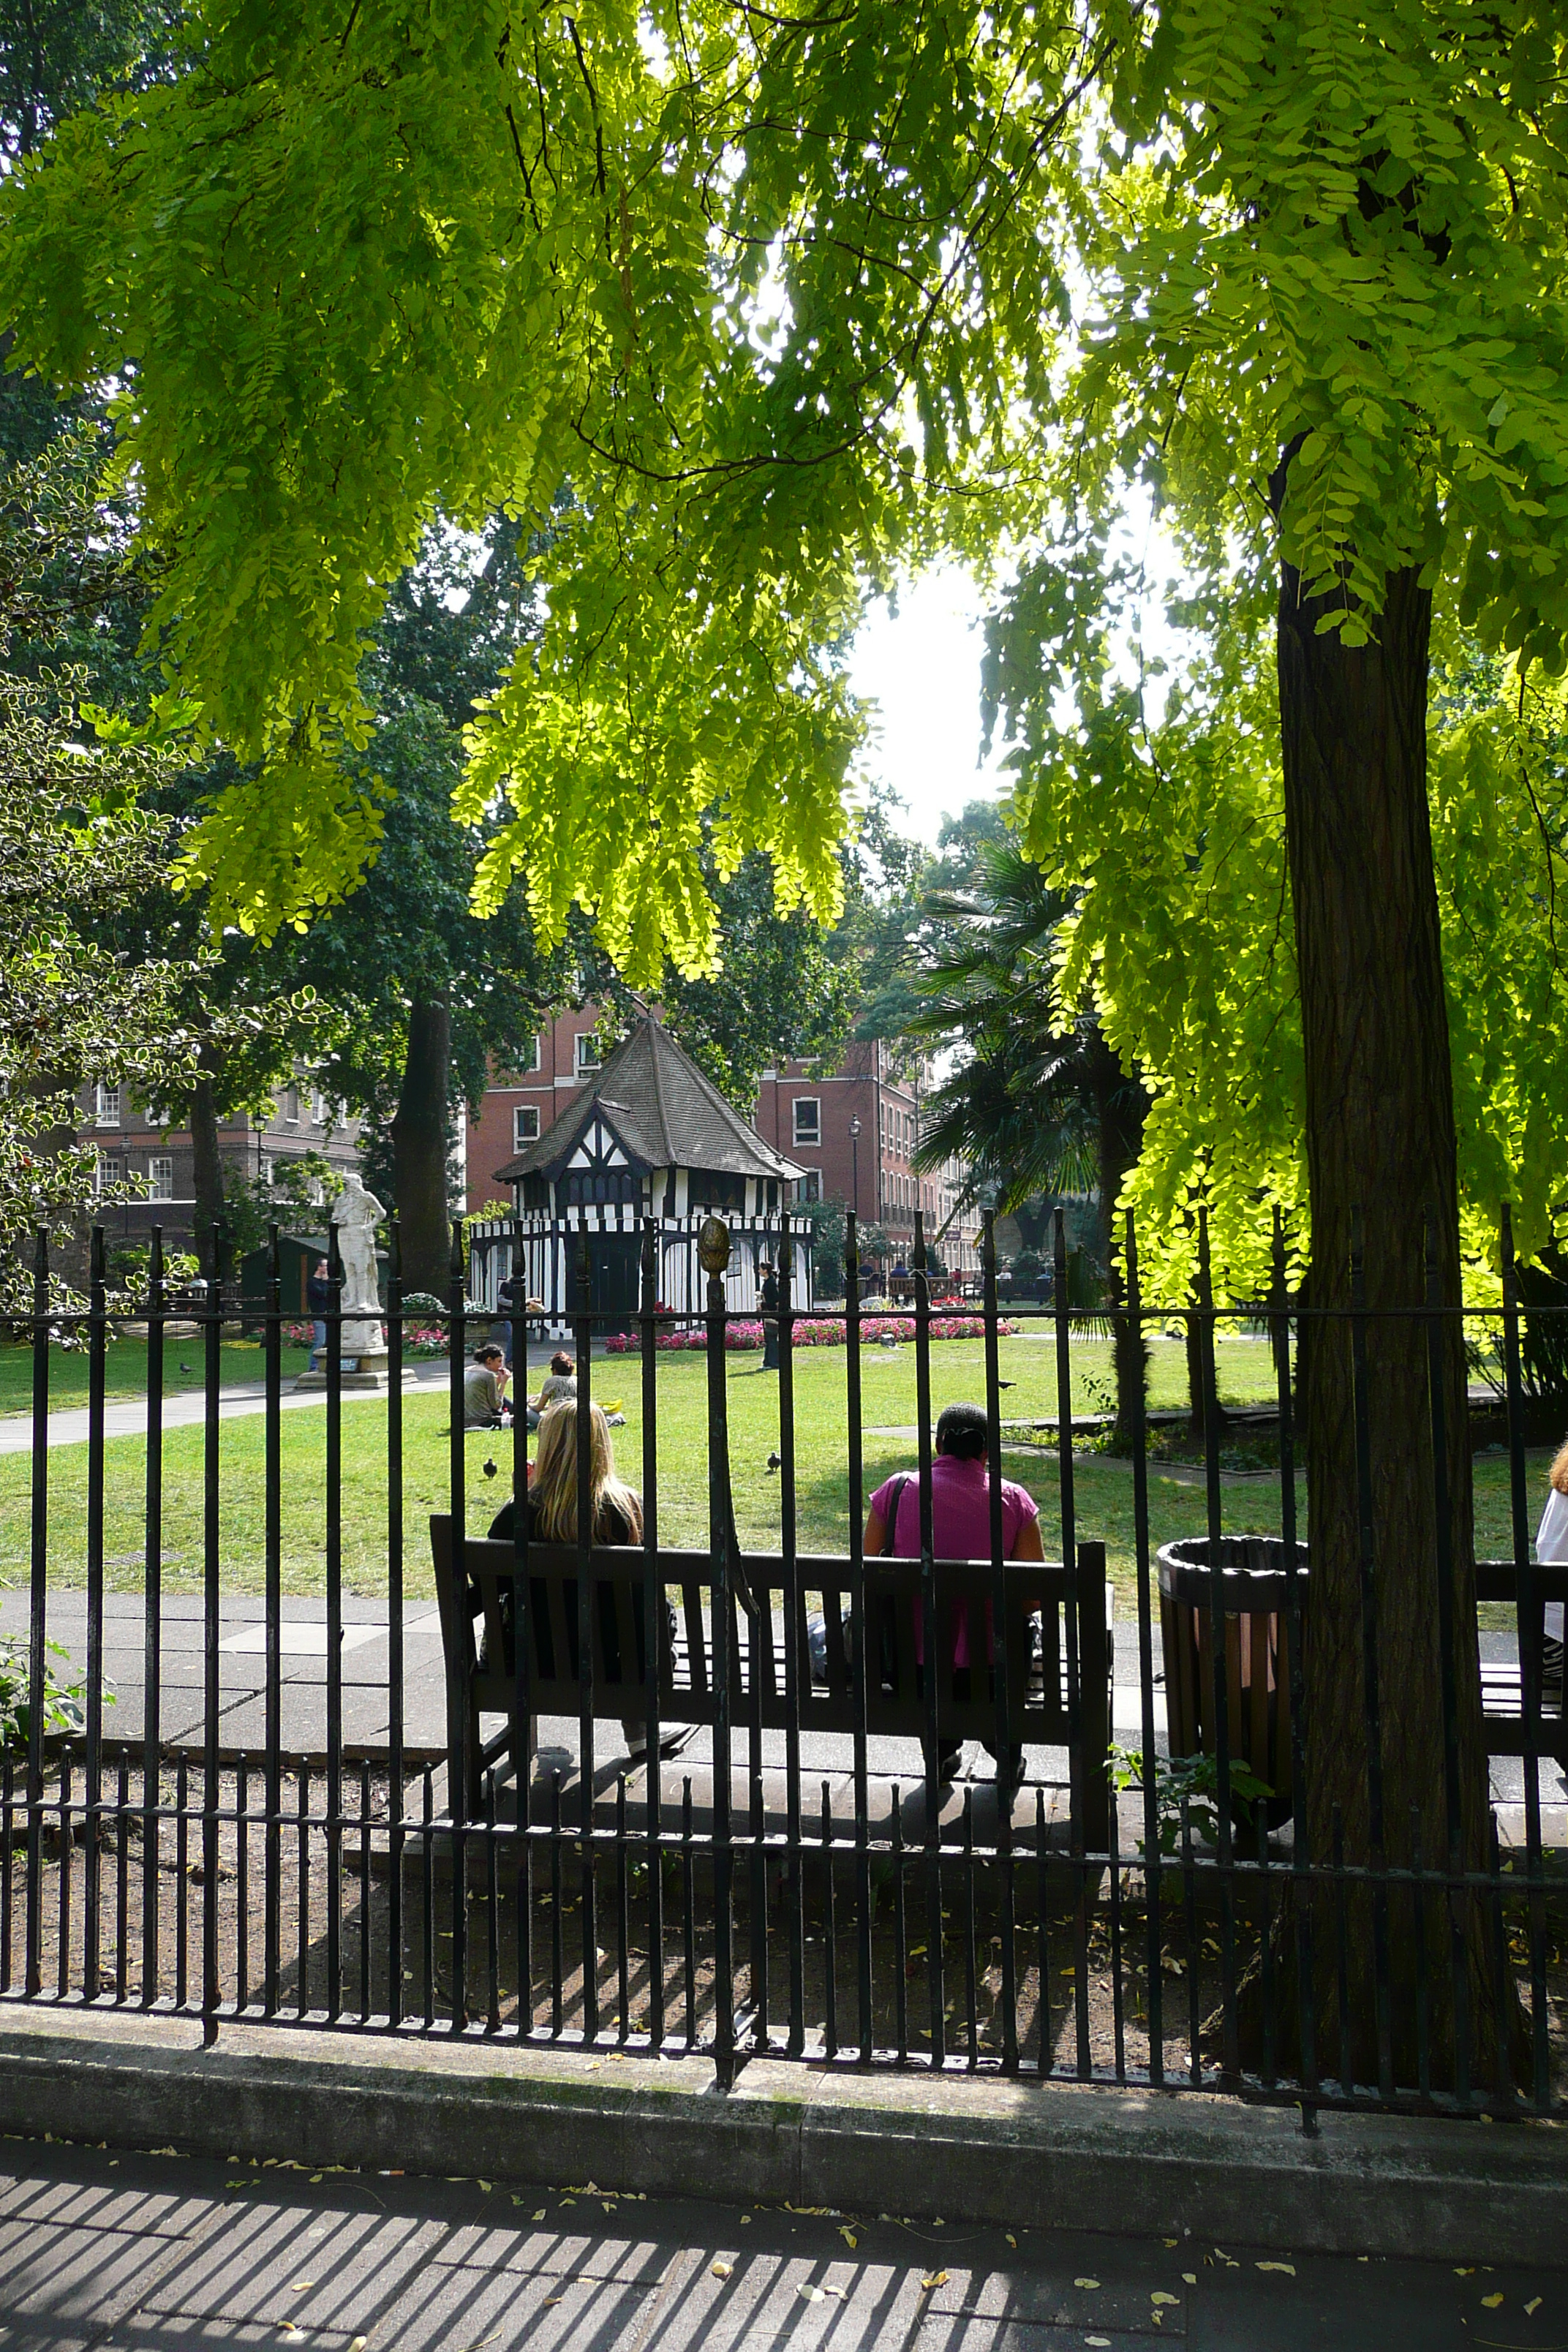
[920,2273,949,2291]
[1152,2291,1179,2305]
[1183,2273,1197,2284]
[1526,2298,1543,2315]
[1256,2263,1296,2276]
[1074,2277,1101,2290]
[1481,2293,1504,2309]
[801,2285,826,2302]
[840,2228,857,2247]
[711,2263,733,2280]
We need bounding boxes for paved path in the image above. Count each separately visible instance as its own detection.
[1,2130,1562,2349]
[0,1347,592,1456]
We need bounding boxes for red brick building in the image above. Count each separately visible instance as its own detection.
[82,1074,362,1259]
[467,1011,981,1276]
[464,1006,608,1215]
[755,1039,980,1274]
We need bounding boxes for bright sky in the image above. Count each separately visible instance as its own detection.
[845,567,1011,848]
[847,503,1183,851]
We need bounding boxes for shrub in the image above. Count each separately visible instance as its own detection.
[603,1312,1017,1354]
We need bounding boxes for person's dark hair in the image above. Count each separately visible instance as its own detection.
[549,1349,574,1376]
[474,1343,504,1365]
[935,1401,990,1461]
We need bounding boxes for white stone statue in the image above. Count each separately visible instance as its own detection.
[332,1172,385,1349]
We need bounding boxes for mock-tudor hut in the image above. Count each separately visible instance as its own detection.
[469,1015,812,1335]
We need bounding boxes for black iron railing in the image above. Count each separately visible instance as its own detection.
[0,1204,1563,2122]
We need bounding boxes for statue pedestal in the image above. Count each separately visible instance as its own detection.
[292,1347,416,1394]
[292,1324,416,1394]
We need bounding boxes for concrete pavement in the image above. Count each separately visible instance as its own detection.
[0,2108,1564,2348]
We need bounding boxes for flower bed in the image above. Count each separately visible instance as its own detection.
[604,1312,1014,1354]
[282,1320,448,1357]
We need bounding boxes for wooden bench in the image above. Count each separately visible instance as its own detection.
[429,1518,1113,1844]
[1476,1558,1568,1767]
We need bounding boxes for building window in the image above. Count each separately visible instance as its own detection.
[284,1084,300,1126]
[95,1151,122,1194]
[310,1085,328,1123]
[792,1097,821,1147]
[94,1082,120,1128]
[522,1033,542,1072]
[147,1156,175,1202]
[800,1170,821,1203]
[562,1169,638,1206]
[575,1032,602,1074]
[513,1104,541,1150]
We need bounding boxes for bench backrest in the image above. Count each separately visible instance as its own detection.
[429,1517,1110,1745]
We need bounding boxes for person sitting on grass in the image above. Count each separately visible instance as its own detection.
[524,1348,577,1431]
[462,1342,510,1429]
[488,1398,694,1762]
[864,1399,1043,1786]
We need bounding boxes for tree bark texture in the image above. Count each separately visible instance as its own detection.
[391,995,454,1298]
[1273,520,1505,2089]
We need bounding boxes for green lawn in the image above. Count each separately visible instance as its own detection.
[0,1335,316,1415]
[0,1332,1539,1601]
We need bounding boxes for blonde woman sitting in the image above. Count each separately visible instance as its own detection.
[487,1398,694,1761]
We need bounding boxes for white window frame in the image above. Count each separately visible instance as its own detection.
[575,1032,602,1074]
[147,1155,176,1202]
[522,1033,542,1072]
[95,1150,123,1194]
[791,1096,821,1147]
[284,1084,301,1126]
[94,1081,121,1128]
[513,1104,541,1150]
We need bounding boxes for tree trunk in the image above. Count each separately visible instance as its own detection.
[189,1074,226,1279]
[391,995,453,1297]
[1271,489,1511,2090]
[1093,1039,1147,1444]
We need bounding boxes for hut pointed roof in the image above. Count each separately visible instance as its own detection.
[494,1014,802,1186]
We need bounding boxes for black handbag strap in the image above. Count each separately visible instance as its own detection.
[881,1474,909,1556]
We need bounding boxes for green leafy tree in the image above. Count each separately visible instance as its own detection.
[12,0,1568,2084]
[900,832,1150,1435]
[0,440,202,1312]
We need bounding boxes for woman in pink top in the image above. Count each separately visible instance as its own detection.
[864,1401,1043,1782]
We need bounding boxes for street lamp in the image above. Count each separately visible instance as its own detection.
[848,1115,861,1218]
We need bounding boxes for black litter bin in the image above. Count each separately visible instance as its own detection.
[1157,1535,1308,1826]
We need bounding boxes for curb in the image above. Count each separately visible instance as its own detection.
[0,2008,1561,2264]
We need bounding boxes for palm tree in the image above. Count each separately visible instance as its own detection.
[900,839,1150,1439]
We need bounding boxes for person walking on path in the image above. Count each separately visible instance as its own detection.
[759,1257,780,1370]
[306,1258,331,1366]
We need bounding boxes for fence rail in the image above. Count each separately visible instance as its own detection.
[1,1205,1563,2122]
